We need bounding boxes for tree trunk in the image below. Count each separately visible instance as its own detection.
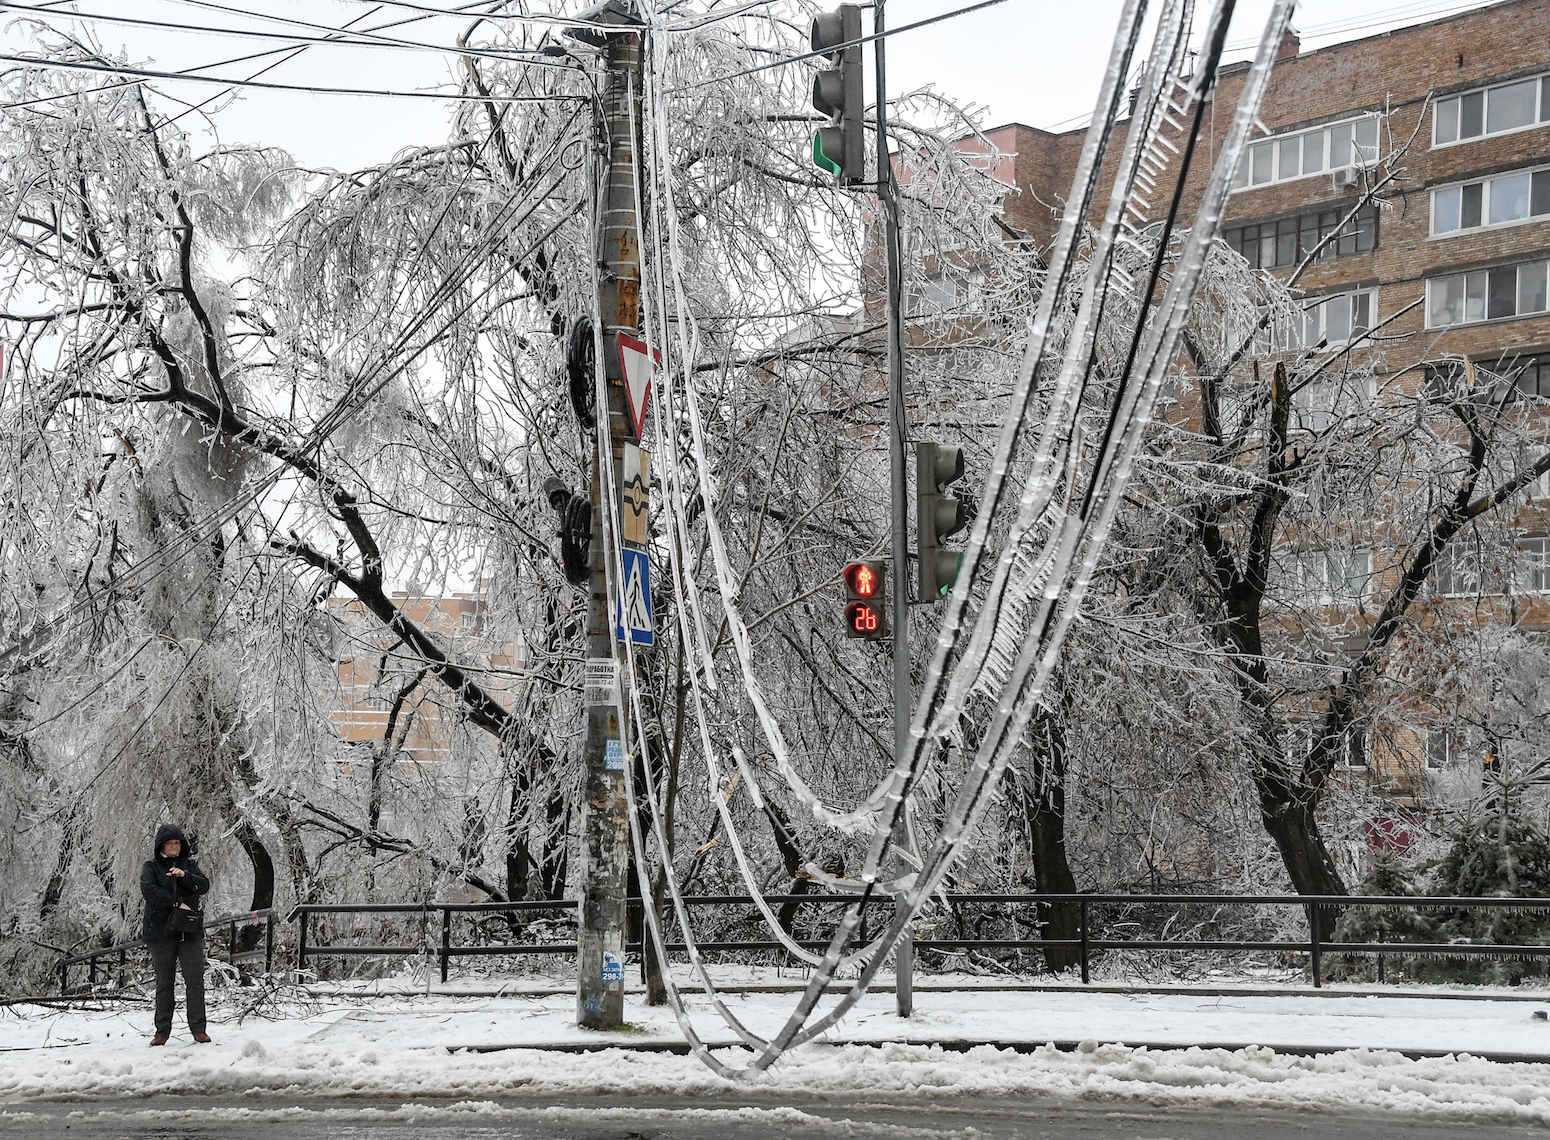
[1259,793,1346,946]
[233,819,276,911]
[540,791,570,899]
[40,805,80,921]
[766,803,811,936]
[1018,705,1081,974]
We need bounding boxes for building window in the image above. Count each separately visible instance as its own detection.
[1426,260,1550,327]
[1282,720,1314,763]
[1433,74,1550,147]
[1276,290,1374,352]
[1291,374,1374,433]
[907,268,985,315]
[1503,352,1550,400]
[1520,536,1550,593]
[1344,723,1369,770]
[1224,204,1378,269]
[1282,547,1373,603]
[1425,728,1457,769]
[1423,359,1468,401]
[1434,542,1485,597]
[1233,115,1381,190]
[1431,166,1550,235]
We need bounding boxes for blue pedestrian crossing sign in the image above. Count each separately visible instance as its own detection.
[615,547,653,646]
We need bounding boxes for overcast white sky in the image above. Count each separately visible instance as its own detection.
[0,0,1499,170]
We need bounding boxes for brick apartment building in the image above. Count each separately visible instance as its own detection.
[941,0,1550,378]
[909,0,1550,806]
[329,584,523,771]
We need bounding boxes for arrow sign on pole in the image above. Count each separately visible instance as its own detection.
[616,333,659,441]
[615,547,654,646]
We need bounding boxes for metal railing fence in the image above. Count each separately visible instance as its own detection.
[286,892,1550,989]
[57,908,277,995]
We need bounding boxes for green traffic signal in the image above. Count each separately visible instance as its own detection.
[808,5,864,184]
[813,128,844,178]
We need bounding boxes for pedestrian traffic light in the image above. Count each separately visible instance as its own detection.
[842,559,888,640]
[810,4,864,185]
[917,442,967,599]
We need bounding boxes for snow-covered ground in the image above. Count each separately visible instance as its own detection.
[5,983,1550,1123]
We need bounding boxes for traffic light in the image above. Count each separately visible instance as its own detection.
[842,559,888,640]
[810,5,864,185]
[917,442,967,599]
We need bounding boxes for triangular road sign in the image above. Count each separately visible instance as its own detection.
[616,333,659,441]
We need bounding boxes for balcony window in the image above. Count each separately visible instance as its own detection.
[1431,166,1550,235]
[1434,73,1550,146]
[1427,260,1550,327]
[1233,114,1381,190]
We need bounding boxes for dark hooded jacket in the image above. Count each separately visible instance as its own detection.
[140,824,210,942]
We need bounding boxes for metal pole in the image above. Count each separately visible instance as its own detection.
[264,912,274,975]
[577,10,643,1032]
[297,910,308,982]
[873,0,913,1021]
[1080,900,1090,985]
[1310,904,1323,988]
[440,907,452,985]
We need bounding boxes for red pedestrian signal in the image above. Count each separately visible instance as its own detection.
[843,560,880,598]
[841,560,887,640]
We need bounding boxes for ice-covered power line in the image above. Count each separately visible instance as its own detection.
[0,1,588,70]
[662,0,1016,94]
[0,52,590,101]
[606,0,1296,1080]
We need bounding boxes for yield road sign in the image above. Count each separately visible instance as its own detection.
[615,547,654,646]
[616,333,659,441]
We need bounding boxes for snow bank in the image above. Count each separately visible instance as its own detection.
[3,991,1550,1123]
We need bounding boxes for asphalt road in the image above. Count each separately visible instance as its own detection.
[3,1095,1547,1139]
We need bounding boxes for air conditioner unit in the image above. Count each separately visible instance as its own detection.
[1330,167,1359,192]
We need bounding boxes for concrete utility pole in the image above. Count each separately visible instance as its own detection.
[872,0,914,1019]
[574,0,644,1032]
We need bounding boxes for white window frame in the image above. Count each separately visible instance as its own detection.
[907,267,986,316]
[1343,722,1369,770]
[1426,261,1550,328]
[1273,288,1377,353]
[1434,542,1486,597]
[1232,114,1382,192]
[1425,728,1456,770]
[1432,73,1550,149]
[1281,547,1373,604]
[1430,163,1550,237]
[1282,720,1315,763]
[1291,374,1376,434]
[1520,535,1550,593]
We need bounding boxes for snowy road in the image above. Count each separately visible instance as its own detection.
[4,1094,1549,1138]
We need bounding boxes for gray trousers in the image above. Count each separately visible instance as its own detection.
[148,934,206,1037]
